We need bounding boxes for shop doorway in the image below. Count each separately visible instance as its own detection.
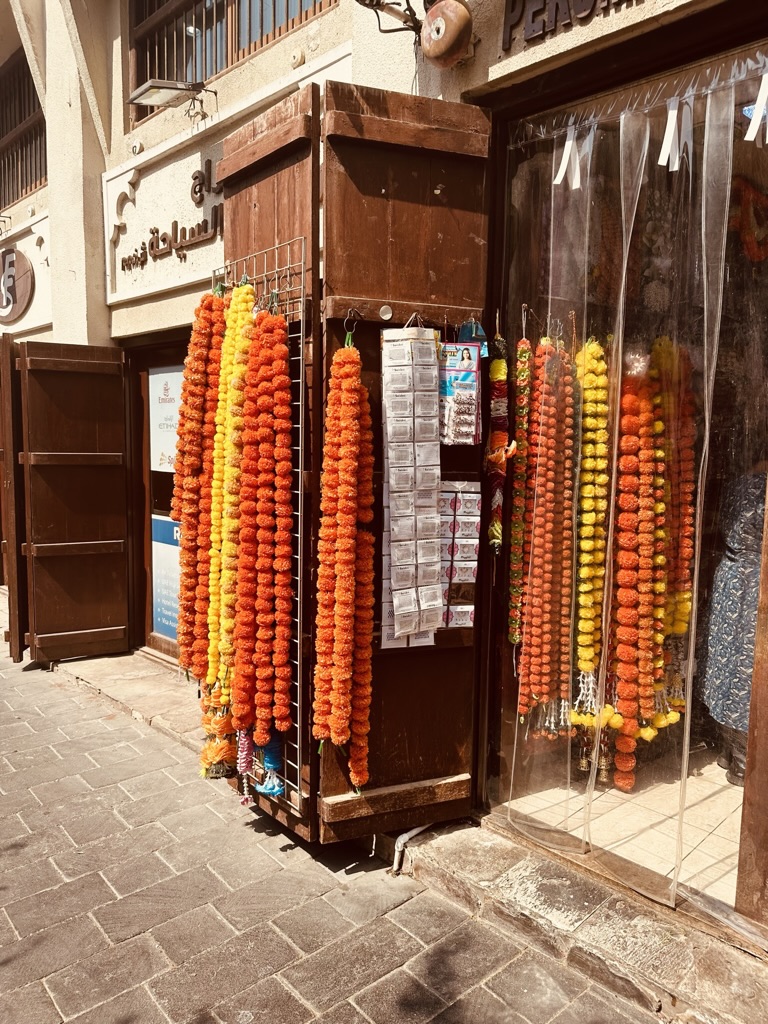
[486,41,768,929]
[126,338,188,660]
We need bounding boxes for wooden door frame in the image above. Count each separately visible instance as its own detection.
[478,7,768,924]
[123,333,189,657]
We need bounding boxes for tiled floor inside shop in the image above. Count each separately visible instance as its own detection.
[505,742,743,908]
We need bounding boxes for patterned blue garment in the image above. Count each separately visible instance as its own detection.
[701,472,766,732]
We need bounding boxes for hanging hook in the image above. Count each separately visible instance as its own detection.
[522,303,528,339]
[344,308,358,334]
[569,309,577,348]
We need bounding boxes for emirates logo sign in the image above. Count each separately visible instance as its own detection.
[0,248,35,325]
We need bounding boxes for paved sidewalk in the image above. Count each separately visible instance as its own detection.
[0,654,660,1024]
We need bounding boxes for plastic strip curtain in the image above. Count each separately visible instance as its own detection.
[501,46,755,908]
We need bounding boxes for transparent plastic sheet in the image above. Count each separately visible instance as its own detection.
[506,125,595,851]
[497,43,768,917]
[510,47,768,148]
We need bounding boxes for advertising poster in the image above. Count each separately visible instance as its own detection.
[438,341,481,445]
[148,366,184,472]
[151,515,180,640]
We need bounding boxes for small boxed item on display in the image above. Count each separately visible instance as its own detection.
[381,325,442,646]
[438,480,482,628]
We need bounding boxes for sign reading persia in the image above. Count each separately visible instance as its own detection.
[503,0,645,50]
[0,247,35,325]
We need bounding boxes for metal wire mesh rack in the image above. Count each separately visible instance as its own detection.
[212,238,308,817]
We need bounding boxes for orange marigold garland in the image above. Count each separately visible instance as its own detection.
[518,336,576,738]
[231,317,264,736]
[330,348,362,747]
[312,368,344,740]
[270,315,296,736]
[252,311,278,748]
[349,382,375,788]
[172,293,214,671]
[192,293,228,683]
[609,371,663,792]
[312,342,376,786]
[517,340,549,716]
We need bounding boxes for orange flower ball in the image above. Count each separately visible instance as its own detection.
[614,770,636,792]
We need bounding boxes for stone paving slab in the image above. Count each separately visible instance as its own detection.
[407,823,768,1024]
[0,646,666,1024]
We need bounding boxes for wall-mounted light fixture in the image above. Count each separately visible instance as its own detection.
[127,79,218,121]
[128,79,205,107]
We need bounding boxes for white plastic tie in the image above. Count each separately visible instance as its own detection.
[554,126,581,190]
[659,97,681,171]
[745,73,768,143]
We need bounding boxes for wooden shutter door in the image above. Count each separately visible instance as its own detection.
[17,342,130,663]
[0,335,29,661]
[318,83,492,841]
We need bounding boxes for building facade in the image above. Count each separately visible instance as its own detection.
[3,0,768,941]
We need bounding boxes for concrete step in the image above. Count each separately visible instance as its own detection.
[398,821,768,1024]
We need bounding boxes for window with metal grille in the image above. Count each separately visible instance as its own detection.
[130,0,338,121]
[0,51,47,212]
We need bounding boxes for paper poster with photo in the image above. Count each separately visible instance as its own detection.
[438,341,481,445]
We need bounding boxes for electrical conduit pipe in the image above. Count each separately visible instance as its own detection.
[392,823,431,874]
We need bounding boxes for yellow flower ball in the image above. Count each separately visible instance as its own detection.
[609,713,624,730]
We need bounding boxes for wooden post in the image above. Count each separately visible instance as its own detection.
[735,472,768,923]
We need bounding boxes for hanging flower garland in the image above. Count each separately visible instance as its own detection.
[199,284,253,776]
[509,337,532,645]
[191,294,228,682]
[651,337,696,716]
[330,349,362,747]
[312,360,344,741]
[485,329,514,554]
[231,316,265,739]
[216,284,256,700]
[172,294,214,672]
[610,373,659,792]
[349,383,375,788]
[555,344,575,735]
[270,315,296,736]
[517,339,550,716]
[572,339,610,732]
[312,342,376,786]
[250,314,278,748]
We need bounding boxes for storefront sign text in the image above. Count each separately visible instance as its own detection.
[503,0,644,50]
[0,247,35,325]
[121,165,223,272]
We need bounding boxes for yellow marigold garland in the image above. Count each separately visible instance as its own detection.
[571,338,610,729]
[199,284,253,776]
[216,283,255,693]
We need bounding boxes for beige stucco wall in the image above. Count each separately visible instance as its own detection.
[3,0,738,346]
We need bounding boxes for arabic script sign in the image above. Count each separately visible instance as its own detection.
[0,248,35,325]
[503,0,644,50]
[120,161,223,272]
